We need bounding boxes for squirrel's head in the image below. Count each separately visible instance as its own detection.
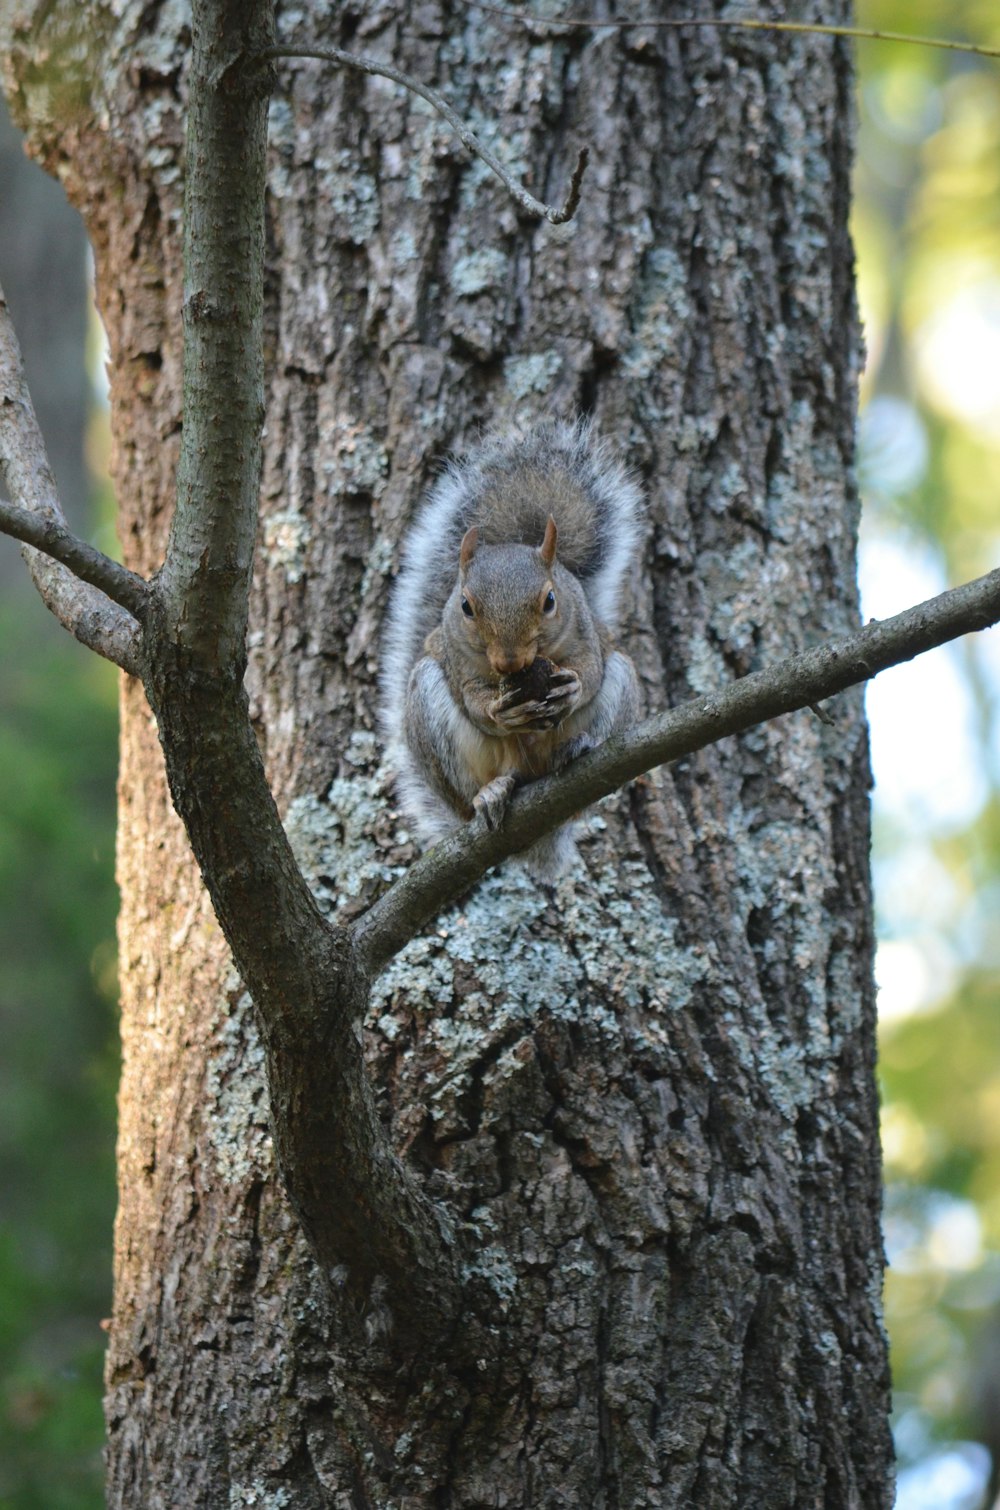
[455,516,561,677]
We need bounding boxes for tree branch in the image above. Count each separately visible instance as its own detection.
[156,12,272,665]
[464,2,1000,61]
[0,495,150,617]
[261,45,589,224]
[141,0,467,1352]
[0,280,144,674]
[352,566,1000,977]
[143,644,467,1350]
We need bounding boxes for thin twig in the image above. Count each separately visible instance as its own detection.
[0,281,145,673]
[464,2,1000,61]
[0,495,149,618]
[260,45,589,223]
[353,566,1000,977]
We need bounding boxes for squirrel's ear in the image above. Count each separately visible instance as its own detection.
[539,515,558,567]
[459,526,479,573]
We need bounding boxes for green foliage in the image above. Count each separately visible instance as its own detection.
[0,594,118,1510]
[856,0,1000,1486]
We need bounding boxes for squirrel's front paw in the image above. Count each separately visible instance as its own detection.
[540,668,582,718]
[473,771,519,830]
[490,696,561,733]
[491,665,582,732]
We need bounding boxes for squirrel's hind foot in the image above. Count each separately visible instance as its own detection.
[473,771,519,830]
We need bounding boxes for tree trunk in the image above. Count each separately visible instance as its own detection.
[3,1,892,1504]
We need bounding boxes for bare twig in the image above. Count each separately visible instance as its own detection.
[261,45,589,224]
[0,496,150,617]
[352,565,1000,977]
[464,2,1000,61]
[0,280,144,673]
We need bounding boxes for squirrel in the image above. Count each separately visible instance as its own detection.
[381,420,642,876]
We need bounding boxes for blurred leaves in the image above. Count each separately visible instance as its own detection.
[0,587,118,1506]
[856,0,1000,1496]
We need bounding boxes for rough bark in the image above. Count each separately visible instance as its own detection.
[2,0,893,1505]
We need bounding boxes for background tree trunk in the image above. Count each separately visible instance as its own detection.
[4,0,892,1504]
[0,95,90,565]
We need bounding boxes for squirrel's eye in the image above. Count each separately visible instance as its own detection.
[461,595,474,618]
[543,590,556,615]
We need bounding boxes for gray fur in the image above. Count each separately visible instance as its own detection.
[381,420,642,733]
[380,421,643,871]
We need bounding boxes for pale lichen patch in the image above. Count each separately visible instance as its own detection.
[504,351,563,399]
[461,1244,519,1307]
[284,778,399,915]
[320,420,389,498]
[262,507,311,583]
[316,149,379,243]
[623,246,691,380]
[359,536,395,600]
[685,632,730,695]
[451,247,509,296]
[205,984,273,1186]
[370,835,709,1134]
[229,1485,292,1509]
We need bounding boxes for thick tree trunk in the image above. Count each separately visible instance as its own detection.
[3,1,892,1504]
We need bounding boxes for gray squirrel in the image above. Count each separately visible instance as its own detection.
[381,420,642,875]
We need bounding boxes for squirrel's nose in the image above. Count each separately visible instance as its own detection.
[490,649,533,676]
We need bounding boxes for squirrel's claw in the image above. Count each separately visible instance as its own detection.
[493,699,560,732]
[492,685,544,715]
[540,676,581,707]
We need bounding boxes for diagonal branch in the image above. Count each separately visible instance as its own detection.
[261,45,589,224]
[0,280,145,674]
[352,565,1000,977]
